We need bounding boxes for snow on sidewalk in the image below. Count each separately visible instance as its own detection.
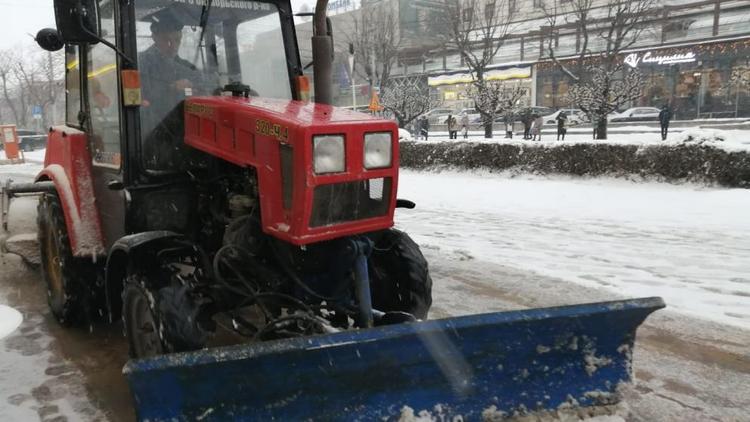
[405,128,750,152]
[395,170,750,330]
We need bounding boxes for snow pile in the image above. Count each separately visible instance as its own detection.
[675,129,726,146]
[0,304,22,339]
[399,128,413,142]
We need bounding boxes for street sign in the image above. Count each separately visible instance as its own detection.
[32,105,42,119]
[0,125,20,160]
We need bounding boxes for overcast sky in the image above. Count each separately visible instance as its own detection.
[0,0,314,50]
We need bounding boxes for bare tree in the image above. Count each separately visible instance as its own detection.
[438,0,517,139]
[381,81,440,128]
[16,49,64,128]
[349,2,400,91]
[542,0,658,139]
[0,50,23,126]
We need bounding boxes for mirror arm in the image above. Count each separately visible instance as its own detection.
[77,14,134,67]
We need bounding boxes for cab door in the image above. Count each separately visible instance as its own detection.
[83,1,126,249]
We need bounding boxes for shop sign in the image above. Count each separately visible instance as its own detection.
[624,51,697,68]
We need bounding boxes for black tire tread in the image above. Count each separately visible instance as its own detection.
[369,229,433,319]
[37,193,92,325]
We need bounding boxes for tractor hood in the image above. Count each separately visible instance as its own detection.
[184,96,400,245]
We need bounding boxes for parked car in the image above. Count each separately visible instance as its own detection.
[16,129,48,151]
[458,108,480,123]
[608,107,661,122]
[543,109,587,126]
[420,107,455,125]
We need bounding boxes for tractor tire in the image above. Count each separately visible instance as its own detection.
[368,229,432,319]
[123,275,209,359]
[122,278,165,358]
[37,193,92,325]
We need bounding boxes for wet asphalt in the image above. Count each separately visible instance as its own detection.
[0,196,133,421]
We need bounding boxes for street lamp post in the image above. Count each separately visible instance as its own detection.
[349,43,356,110]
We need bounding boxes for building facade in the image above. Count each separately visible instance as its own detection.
[293,0,750,118]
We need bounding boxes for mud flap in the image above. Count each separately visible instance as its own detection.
[124,297,664,421]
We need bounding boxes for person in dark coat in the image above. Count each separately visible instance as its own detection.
[658,104,672,140]
[556,111,568,141]
[420,116,430,140]
[445,114,458,139]
[520,109,532,140]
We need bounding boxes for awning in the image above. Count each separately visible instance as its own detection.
[428,66,531,87]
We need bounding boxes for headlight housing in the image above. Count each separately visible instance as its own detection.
[313,135,345,174]
[364,132,392,169]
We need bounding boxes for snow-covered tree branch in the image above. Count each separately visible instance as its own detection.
[543,0,657,139]
[348,4,400,91]
[438,0,516,139]
[381,83,440,128]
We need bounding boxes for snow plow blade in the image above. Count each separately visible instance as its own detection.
[124,297,664,421]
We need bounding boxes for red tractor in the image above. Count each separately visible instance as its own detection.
[32,0,431,357]
[0,0,663,419]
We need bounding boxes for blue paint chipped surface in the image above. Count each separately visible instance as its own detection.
[126,297,664,421]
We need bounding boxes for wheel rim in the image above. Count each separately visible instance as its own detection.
[44,224,65,310]
[129,289,163,358]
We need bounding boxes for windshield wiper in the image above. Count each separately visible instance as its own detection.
[192,0,213,66]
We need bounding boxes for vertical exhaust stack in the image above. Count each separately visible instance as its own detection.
[312,0,333,105]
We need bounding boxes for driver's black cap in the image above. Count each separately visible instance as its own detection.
[149,11,184,34]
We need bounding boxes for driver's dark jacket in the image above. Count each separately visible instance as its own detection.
[138,46,211,169]
[138,45,204,137]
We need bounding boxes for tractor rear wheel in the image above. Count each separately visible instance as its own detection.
[37,193,91,325]
[123,279,165,358]
[368,229,432,319]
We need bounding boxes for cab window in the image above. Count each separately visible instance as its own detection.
[134,1,290,170]
[87,0,122,169]
[65,45,81,128]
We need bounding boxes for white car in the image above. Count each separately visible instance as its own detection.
[543,109,586,126]
[420,107,455,125]
[458,108,481,123]
[608,107,661,122]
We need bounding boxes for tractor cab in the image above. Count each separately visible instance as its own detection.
[12,1,665,419]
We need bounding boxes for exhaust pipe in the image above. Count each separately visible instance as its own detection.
[312,0,333,105]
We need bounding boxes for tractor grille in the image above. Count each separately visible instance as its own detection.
[310,178,392,228]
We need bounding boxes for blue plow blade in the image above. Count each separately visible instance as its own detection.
[124,297,664,421]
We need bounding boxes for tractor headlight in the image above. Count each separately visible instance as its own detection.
[364,132,392,169]
[313,135,345,174]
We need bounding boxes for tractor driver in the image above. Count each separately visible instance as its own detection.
[139,14,206,140]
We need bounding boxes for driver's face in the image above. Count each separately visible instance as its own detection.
[152,30,182,58]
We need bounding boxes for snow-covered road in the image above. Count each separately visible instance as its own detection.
[395,170,750,330]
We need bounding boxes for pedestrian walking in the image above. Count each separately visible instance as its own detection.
[504,112,514,139]
[420,116,430,140]
[445,114,458,139]
[556,111,568,141]
[460,113,470,139]
[531,114,544,141]
[413,118,422,140]
[521,110,532,140]
[659,104,672,141]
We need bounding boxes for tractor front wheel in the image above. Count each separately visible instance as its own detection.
[123,279,165,358]
[37,193,91,325]
[368,229,433,319]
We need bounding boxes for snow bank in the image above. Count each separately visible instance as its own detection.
[400,134,750,188]
[396,170,750,330]
[0,304,22,339]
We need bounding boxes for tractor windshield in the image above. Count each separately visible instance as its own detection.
[134,0,292,170]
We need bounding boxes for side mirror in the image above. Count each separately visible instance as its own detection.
[53,0,101,44]
[35,28,65,52]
